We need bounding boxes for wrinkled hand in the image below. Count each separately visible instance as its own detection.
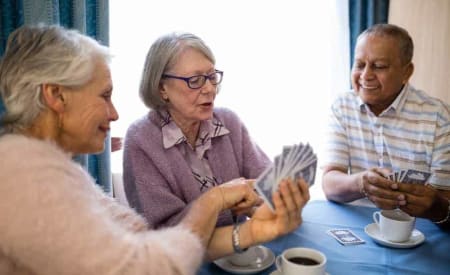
[360,167,400,209]
[391,182,448,220]
[248,178,310,244]
[215,178,261,212]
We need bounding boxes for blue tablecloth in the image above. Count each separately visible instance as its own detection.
[200,200,450,275]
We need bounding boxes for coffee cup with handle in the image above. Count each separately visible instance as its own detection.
[275,247,326,275]
[373,209,415,242]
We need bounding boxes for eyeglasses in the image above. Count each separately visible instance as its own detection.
[162,70,224,89]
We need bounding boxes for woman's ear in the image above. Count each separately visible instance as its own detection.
[41,83,65,113]
[159,83,169,101]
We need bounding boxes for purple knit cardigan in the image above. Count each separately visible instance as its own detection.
[123,107,271,229]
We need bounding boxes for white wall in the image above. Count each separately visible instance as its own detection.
[389,0,450,103]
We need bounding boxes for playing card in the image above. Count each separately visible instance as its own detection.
[387,172,394,181]
[276,146,292,182]
[386,169,407,182]
[293,159,317,187]
[274,155,281,183]
[399,169,407,182]
[254,166,276,211]
[327,229,365,245]
[401,169,431,184]
[280,144,299,178]
[254,142,318,212]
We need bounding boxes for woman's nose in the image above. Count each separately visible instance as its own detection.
[109,102,119,121]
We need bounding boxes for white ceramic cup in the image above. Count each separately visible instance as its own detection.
[373,209,415,242]
[275,247,326,275]
[226,246,259,266]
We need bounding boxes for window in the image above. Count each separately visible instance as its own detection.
[110,0,349,199]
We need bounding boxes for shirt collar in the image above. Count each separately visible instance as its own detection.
[159,110,230,149]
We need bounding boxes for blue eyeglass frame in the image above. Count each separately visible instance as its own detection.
[162,70,224,89]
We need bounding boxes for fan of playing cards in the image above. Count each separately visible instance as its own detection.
[254,143,317,211]
[387,169,431,184]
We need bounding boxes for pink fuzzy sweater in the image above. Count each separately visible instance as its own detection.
[0,134,204,275]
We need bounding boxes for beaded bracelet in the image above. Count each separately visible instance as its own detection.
[434,200,450,225]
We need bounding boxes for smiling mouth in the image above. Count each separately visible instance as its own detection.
[360,84,379,90]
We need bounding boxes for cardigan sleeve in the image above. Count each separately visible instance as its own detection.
[123,117,195,229]
[0,135,204,275]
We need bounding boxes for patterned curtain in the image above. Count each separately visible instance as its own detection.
[0,0,112,194]
[349,0,390,67]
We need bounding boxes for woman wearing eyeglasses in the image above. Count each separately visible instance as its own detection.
[123,32,276,229]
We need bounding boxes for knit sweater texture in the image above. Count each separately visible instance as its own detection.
[0,134,203,275]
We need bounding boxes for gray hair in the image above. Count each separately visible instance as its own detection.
[358,23,414,65]
[139,32,216,110]
[0,24,111,134]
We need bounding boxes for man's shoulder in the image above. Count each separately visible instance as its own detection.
[407,86,450,116]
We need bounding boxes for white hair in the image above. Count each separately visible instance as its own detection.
[0,24,111,134]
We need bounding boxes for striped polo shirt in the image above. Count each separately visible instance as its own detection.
[324,84,450,190]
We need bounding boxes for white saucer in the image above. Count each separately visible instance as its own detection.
[214,245,275,274]
[270,270,330,275]
[364,223,425,248]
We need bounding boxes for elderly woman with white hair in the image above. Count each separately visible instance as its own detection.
[0,24,309,275]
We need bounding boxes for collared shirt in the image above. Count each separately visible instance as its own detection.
[160,110,230,192]
[324,84,450,190]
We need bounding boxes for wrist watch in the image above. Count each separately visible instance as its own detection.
[232,223,245,253]
[434,199,450,225]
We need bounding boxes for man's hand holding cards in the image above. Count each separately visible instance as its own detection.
[254,143,317,211]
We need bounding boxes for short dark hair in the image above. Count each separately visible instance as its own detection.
[358,23,414,65]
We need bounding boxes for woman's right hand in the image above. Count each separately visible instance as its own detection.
[214,178,261,212]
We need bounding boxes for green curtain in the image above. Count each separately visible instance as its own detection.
[0,0,112,194]
[349,0,390,67]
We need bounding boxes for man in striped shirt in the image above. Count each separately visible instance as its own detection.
[322,24,450,228]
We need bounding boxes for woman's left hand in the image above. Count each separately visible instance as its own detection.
[248,178,310,244]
